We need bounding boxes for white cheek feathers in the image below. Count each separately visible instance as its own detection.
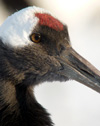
[0,6,51,47]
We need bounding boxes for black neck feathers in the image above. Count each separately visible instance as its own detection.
[0,83,53,126]
[0,40,53,126]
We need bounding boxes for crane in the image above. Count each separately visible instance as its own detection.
[0,6,100,126]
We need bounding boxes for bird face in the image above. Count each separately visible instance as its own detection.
[0,6,100,92]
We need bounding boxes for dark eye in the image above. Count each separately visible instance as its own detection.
[30,33,41,43]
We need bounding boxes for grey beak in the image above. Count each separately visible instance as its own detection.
[58,47,100,93]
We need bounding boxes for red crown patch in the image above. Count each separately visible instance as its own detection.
[35,13,63,31]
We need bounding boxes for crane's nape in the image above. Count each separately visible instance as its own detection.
[0,6,100,126]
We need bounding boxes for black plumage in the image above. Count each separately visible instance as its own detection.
[0,25,68,126]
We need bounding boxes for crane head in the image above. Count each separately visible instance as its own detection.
[0,6,100,93]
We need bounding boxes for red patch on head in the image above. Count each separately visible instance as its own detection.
[35,13,63,31]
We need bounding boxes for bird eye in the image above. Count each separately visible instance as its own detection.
[30,33,41,43]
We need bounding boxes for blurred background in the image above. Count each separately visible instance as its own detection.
[0,0,100,126]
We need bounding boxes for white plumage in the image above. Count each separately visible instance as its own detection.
[0,6,51,47]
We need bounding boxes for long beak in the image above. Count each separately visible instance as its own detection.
[58,47,100,93]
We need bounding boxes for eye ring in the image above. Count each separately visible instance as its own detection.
[30,33,41,43]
